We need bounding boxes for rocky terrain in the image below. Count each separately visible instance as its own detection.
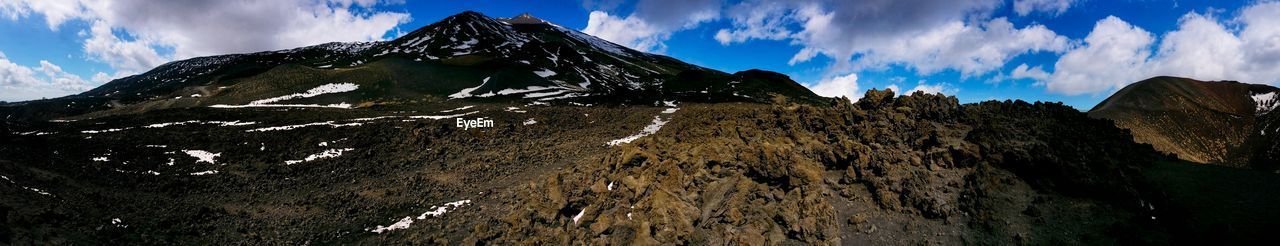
[3,90,1183,244]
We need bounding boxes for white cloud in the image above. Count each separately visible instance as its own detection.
[1013,0,1076,16]
[807,73,860,102]
[714,0,1067,77]
[906,82,947,94]
[846,17,1071,76]
[582,0,720,53]
[1043,16,1154,95]
[82,21,167,75]
[0,51,92,101]
[885,84,901,95]
[1043,2,1280,95]
[714,0,793,45]
[582,11,665,52]
[1009,63,1050,81]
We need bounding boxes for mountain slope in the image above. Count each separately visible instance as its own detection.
[0,11,827,121]
[1088,76,1280,168]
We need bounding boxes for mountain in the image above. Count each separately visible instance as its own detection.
[0,11,827,121]
[1088,76,1280,169]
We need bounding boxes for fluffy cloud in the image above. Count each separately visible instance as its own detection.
[1044,2,1280,95]
[583,12,666,52]
[905,83,949,95]
[2,0,411,78]
[715,0,1068,77]
[82,21,167,75]
[1043,16,1153,95]
[1013,0,1076,16]
[0,51,92,101]
[1009,63,1051,81]
[886,81,955,96]
[713,0,794,45]
[806,73,860,102]
[582,0,720,53]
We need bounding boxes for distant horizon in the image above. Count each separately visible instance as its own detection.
[2,0,1278,110]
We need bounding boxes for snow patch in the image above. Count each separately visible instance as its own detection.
[210,83,358,108]
[606,115,672,146]
[209,103,352,109]
[81,127,131,134]
[408,111,478,120]
[449,77,490,99]
[370,217,414,233]
[1,175,53,196]
[573,207,587,225]
[246,121,364,132]
[15,131,53,136]
[182,150,221,164]
[190,170,218,175]
[523,118,537,125]
[369,199,472,234]
[440,105,475,113]
[534,68,557,78]
[285,148,355,165]
[1253,92,1278,115]
[251,83,357,104]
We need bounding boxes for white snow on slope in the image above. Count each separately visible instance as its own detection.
[285,148,355,165]
[606,109,679,146]
[370,217,414,233]
[190,170,218,175]
[573,207,587,225]
[210,83,358,108]
[408,111,478,120]
[1,175,53,196]
[1253,92,1278,115]
[523,118,537,125]
[534,68,557,78]
[182,150,221,164]
[440,105,475,113]
[449,77,490,99]
[245,121,364,132]
[209,103,353,109]
[523,89,570,99]
[144,120,257,128]
[81,128,131,134]
[475,86,558,98]
[250,83,359,105]
[369,199,472,234]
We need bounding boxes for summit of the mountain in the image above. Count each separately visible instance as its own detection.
[498,13,550,25]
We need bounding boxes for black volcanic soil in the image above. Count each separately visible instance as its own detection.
[0,91,1269,244]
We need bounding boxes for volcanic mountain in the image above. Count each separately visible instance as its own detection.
[0,11,826,121]
[1088,76,1280,169]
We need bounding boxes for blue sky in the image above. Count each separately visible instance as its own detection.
[2,0,1278,110]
